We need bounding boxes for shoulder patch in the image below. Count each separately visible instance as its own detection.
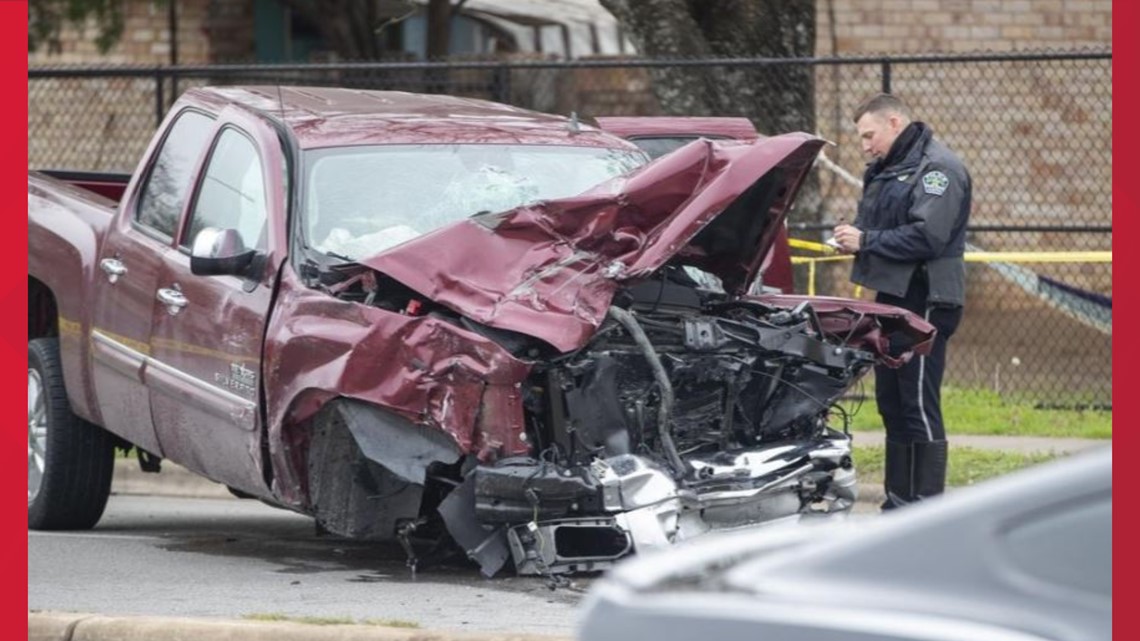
[922,170,950,196]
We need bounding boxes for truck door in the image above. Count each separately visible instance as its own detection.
[89,109,215,454]
[146,111,283,496]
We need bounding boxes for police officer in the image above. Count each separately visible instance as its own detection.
[832,94,971,509]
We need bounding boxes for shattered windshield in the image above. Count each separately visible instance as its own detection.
[301,144,647,260]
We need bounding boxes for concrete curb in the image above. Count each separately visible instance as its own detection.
[29,612,572,641]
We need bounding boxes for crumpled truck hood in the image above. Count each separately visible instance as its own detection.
[362,133,825,352]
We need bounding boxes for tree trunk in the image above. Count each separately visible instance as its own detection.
[426,0,452,60]
[599,0,815,133]
[278,0,382,60]
[599,0,822,219]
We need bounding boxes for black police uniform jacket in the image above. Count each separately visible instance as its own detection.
[852,121,972,306]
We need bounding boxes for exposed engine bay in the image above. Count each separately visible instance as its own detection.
[427,266,871,577]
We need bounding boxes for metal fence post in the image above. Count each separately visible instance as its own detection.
[493,64,511,104]
[169,0,179,102]
[155,68,165,128]
[881,59,892,94]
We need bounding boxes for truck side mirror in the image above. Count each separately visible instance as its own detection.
[190,227,256,276]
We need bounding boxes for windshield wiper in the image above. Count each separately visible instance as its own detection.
[323,250,356,263]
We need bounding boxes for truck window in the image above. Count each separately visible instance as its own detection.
[182,128,268,251]
[135,110,215,238]
[302,144,645,260]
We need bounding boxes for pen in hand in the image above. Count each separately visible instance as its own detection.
[826,218,844,250]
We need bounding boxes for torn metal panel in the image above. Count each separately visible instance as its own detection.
[262,268,532,507]
[473,383,529,460]
[439,474,512,578]
[361,135,827,352]
[331,399,462,484]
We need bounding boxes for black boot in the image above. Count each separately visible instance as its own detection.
[912,439,949,499]
[881,439,914,511]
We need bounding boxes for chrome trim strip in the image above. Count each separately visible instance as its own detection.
[91,330,147,381]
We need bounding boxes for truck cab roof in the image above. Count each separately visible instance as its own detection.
[181,85,634,150]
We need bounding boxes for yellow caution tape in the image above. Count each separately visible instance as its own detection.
[789,238,836,253]
[785,239,1111,296]
[788,237,1112,264]
[963,251,1112,263]
[790,255,851,264]
[792,251,1113,263]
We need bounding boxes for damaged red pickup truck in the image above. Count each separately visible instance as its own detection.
[28,87,933,577]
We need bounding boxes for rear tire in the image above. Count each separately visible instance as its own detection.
[28,337,115,530]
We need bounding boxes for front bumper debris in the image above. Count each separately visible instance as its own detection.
[443,433,855,577]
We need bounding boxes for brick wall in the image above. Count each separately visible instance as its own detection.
[204,0,256,62]
[28,1,257,174]
[816,0,1111,54]
[27,0,254,66]
[811,0,1112,248]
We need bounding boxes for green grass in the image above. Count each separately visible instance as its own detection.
[844,387,1111,439]
[853,445,1061,487]
[241,613,419,628]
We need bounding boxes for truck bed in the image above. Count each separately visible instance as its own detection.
[37,170,131,203]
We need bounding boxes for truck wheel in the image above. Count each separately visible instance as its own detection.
[28,337,115,530]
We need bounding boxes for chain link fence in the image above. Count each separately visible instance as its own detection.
[29,51,1112,407]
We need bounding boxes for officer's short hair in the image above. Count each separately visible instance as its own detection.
[853,94,911,123]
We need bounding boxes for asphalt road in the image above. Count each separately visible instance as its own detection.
[28,495,588,636]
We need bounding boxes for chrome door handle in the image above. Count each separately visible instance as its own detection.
[156,287,188,315]
[99,258,127,284]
